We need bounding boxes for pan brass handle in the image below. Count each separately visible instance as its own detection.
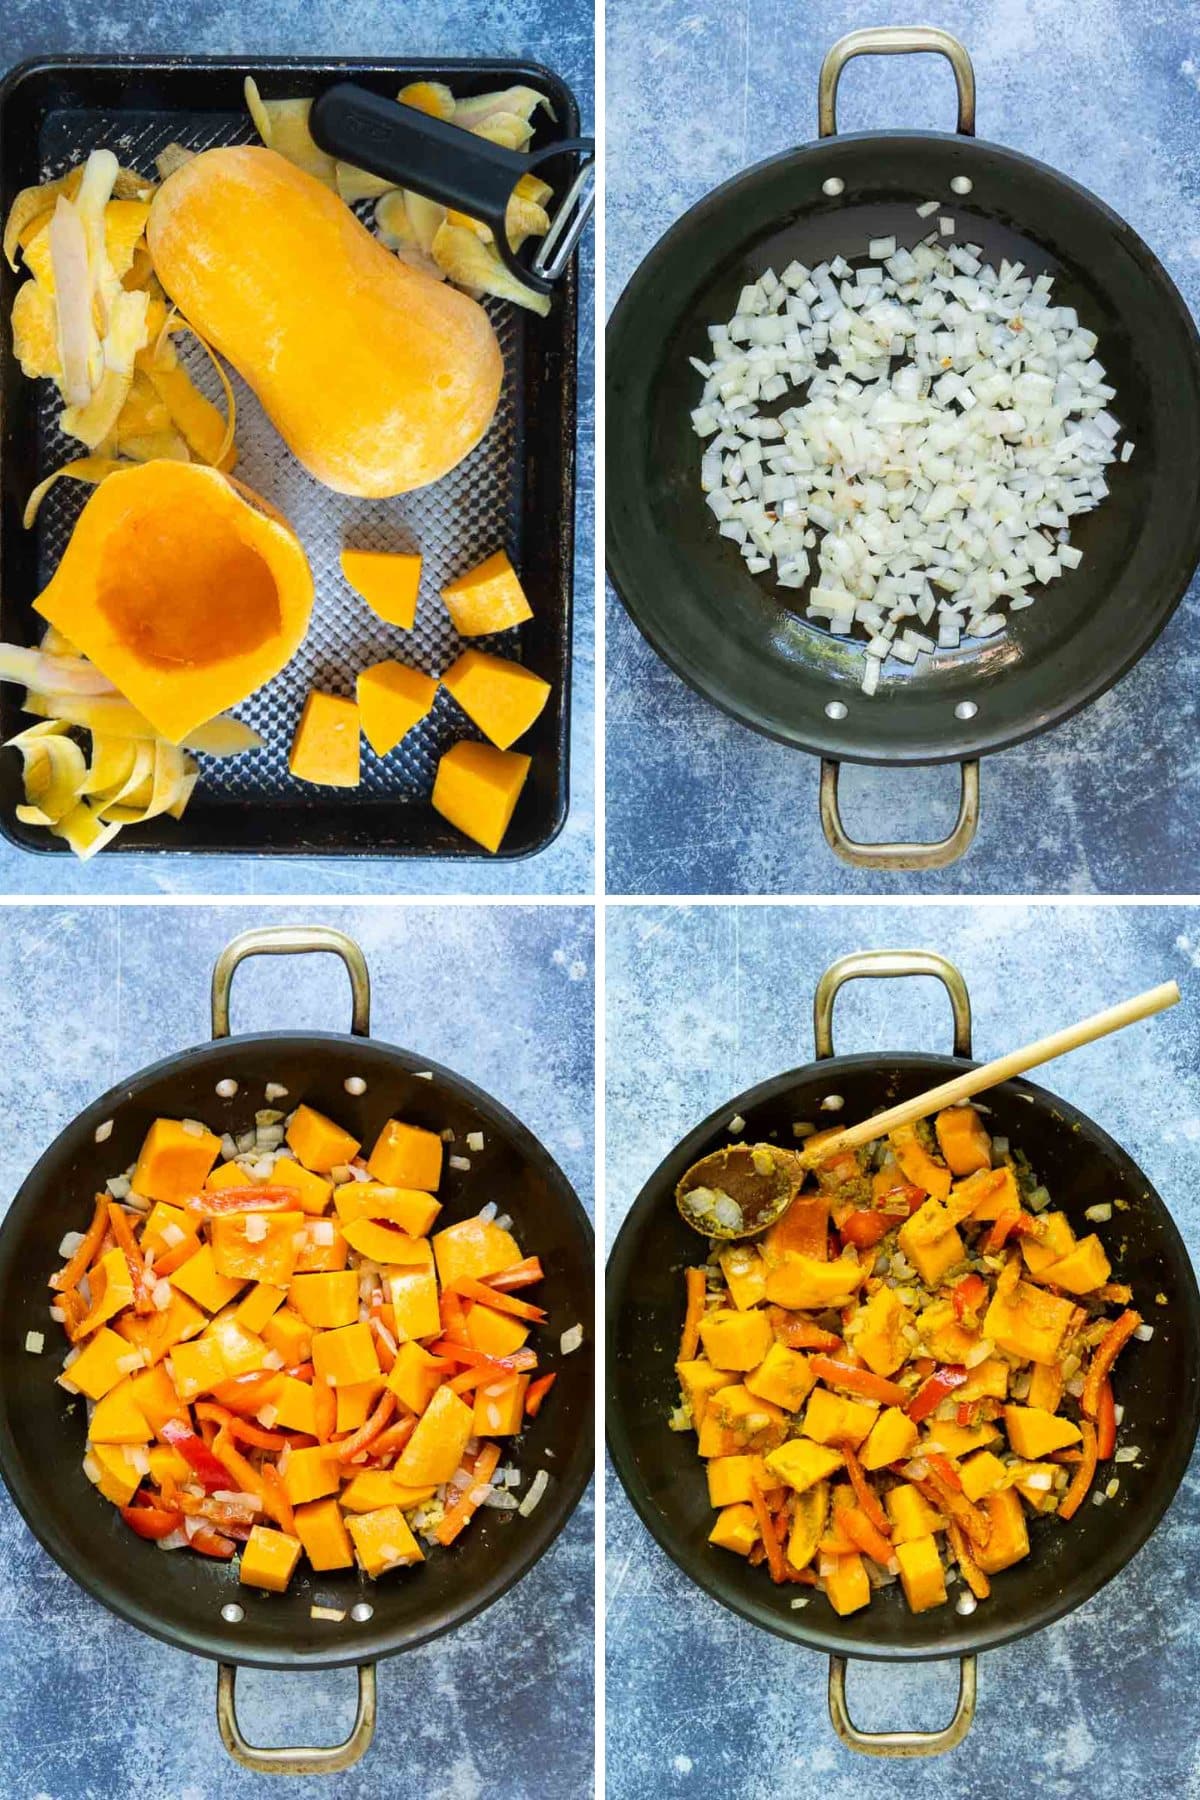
[828,1654,976,1757]
[216,1662,376,1775]
[211,926,371,1040]
[819,759,980,871]
[818,25,976,138]
[813,949,973,1059]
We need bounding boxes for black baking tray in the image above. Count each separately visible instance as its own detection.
[0,55,580,858]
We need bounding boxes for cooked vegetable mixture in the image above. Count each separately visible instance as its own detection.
[674,1105,1147,1616]
[46,1095,564,1592]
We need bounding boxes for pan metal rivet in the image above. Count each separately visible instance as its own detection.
[216,1078,238,1099]
[955,700,978,720]
[950,175,973,196]
[824,700,848,721]
[821,176,845,197]
[221,1603,245,1624]
[351,1601,374,1623]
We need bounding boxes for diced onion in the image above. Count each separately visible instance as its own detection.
[24,1331,44,1354]
[560,1324,584,1355]
[467,1131,485,1153]
[517,1469,550,1516]
[311,1604,347,1621]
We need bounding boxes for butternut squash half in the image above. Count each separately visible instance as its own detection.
[146,147,504,496]
[34,461,313,744]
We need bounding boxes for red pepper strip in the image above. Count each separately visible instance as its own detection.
[195,1402,304,1452]
[1057,1418,1099,1521]
[842,1506,896,1568]
[427,1339,538,1375]
[363,1417,416,1463]
[446,1366,494,1396]
[449,1275,547,1323]
[925,1450,964,1493]
[956,1402,977,1428]
[839,1211,891,1251]
[313,1375,336,1443]
[439,1289,472,1345]
[952,1272,988,1324]
[916,1473,991,1551]
[1096,1377,1117,1461]
[335,1392,396,1463]
[160,1419,234,1492]
[768,1310,843,1352]
[906,1364,969,1424]
[106,1202,156,1314]
[747,1478,788,1584]
[842,1446,891,1538]
[983,1210,1037,1254]
[524,1372,557,1419]
[287,1361,315,1382]
[190,1526,237,1559]
[261,1463,295,1536]
[483,1257,545,1293]
[809,1356,907,1408]
[434,1442,503,1547]
[1082,1310,1142,1420]
[184,1186,297,1216]
[120,1492,184,1540]
[679,1267,706,1363]
[51,1193,109,1292]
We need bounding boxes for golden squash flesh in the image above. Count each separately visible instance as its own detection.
[146,146,504,496]
[34,461,314,744]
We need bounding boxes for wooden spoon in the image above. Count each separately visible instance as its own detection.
[675,980,1180,1240]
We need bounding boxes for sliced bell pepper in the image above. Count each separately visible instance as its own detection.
[906,1364,969,1423]
[484,1256,544,1292]
[679,1266,706,1363]
[120,1490,184,1540]
[747,1478,787,1584]
[189,1525,236,1559]
[767,1309,842,1353]
[160,1418,235,1492]
[524,1372,557,1418]
[809,1356,907,1408]
[434,1441,502,1546]
[839,1210,891,1251]
[449,1275,546,1323]
[983,1210,1036,1254]
[1096,1376,1117,1461]
[51,1193,108,1293]
[842,1505,896,1568]
[185,1185,297,1216]
[1057,1418,1099,1520]
[951,1272,988,1324]
[1082,1309,1141,1421]
[335,1391,396,1463]
[842,1445,890,1537]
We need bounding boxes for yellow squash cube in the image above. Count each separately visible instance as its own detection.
[312,1321,380,1388]
[69,1327,139,1401]
[116,1290,205,1367]
[339,1471,436,1513]
[763,1437,844,1494]
[140,1201,196,1258]
[1040,1234,1111,1295]
[235,1282,287,1335]
[860,1405,918,1472]
[675,1359,727,1428]
[130,1363,188,1433]
[698,1308,773,1374]
[389,1258,442,1343]
[440,548,533,637]
[288,690,360,787]
[890,1124,952,1198]
[294,1219,351,1274]
[341,548,422,630]
[368,1119,443,1192]
[286,1105,361,1175]
[432,740,531,853]
[210,1210,305,1287]
[473,1373,529,1437]
[90,1443,143,1507]
[955,1164,1021,1221]
[802,1388,878,1448]
[706,1385,788,1454]
[289,1270,360,1329]
[205,1160,253,1192]
[168,1334,229,1401]
[1003,1405,1082,1459]
[346,1504,423,1576]
[132,1117,221,1203]
[885,1483,946,1544]
[895,1536,947,1613]
[705,1454,781,1509]
[1020,1211,1075,1275]
[341,1216,426,1265]
[708,1503,759,1556]
[386,1341,444,1414]
[395,1385,473,1485]
[206,1313,267,1378]
[271,1374,319,1436]
[960,1450,1008,1503]
[975,1486,1031,1574]
[86,1246,135,1328]
[432,1216,521,1287]
[334,1181,441,1237]
[744,1342,814,1412]
[239,1525,303,1592]
[357,660,437,756]
[763,1254,865,1311]
[170,1243,246,1314]
[985,1278,1075,1366]
[853,1285,911,1378]
[464,1302,528,1358]
[281,1445,342,1507]
[898,1198,965,1288]
[441,648,551,750]
[336,1378,385,1434]
[294,1496,354,1571]
[718,1244,767,1311]
[88,1377,151,1445]
[262,1305,312,1365]
[825,1552,871,1616]
[270,1157,334,1215]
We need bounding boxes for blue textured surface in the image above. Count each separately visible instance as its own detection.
[605,0,1200,894]
[0,902,594,1799]
[0,0,594,896]
[605,902,1200,1796]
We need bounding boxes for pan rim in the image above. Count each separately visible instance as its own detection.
[0,1027,595,1672]
[605,127,1200,768]
[605,1050,1200,1663]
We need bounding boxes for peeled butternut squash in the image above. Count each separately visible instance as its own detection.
[33,461,313,745]
[147,147,503,496]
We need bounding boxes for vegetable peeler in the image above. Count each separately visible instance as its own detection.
[309,81,594,298]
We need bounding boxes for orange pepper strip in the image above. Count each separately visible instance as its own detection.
[210,1373,285,1415]
[106,1202,156,1313]
[1082,1310,1142,1420]
[983,1210,1035,1254]
[916,1472,990,1551]
[842,1446,891,1538]
[313,1375,336,1444]
[364,1416,416,1463]
[447,1366,491,1395]
[185,1186,296,1217]
[368,1317,397,1373]
[439,1290,471,1345]
[1096,1377,1117,1461]
[335,1392,396,1463]
[210,1427,266,1508]
[434,1442,502,1546]
[51,1193,108,1292]
[768,1310,842,1352]
[150,1237,198,1278]
[524,1372,557,1418]
[925,1451,963,1493]
[809,1356,907,1408]
[261,1463,295,1536]
[679,1267,706,1362]
[747,1478,788,1583]
[483,1257,544,1292]
[842,1506,896,1568]
[55,1287,88,1341]
[946,1518,991,1599]
[1057,1418,1099,1521]
[427,1340,537,1374]
[195,1403,300,1451]
[449,1275,546,1323]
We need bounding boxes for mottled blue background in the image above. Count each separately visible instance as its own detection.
[605,0,1200,894]
[0,902,594,1799]
[0,0,594,896]
[605,902,1200,1796]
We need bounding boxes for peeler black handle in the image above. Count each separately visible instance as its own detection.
[309,81,593,297]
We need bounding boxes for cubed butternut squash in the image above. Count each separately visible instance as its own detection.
[463,1302,528,1358]
[285,1105,360,1175]
[473,1372,529,1436]
[280,1444,341,1506]
[132,1116,221,1203]
[934,1106,992,1177]
[432,1215,521,1286]
[763,1254,864,1311]
[83,1246,135,1329]
[293,1219,350,1274]
[339,1471,436,1513]
[955,1165,1021,1222]
[169,1333,230,1400]
[239,1525,302,1592]
[960,1449,1008,1503]
[234,1282,287,1335]
[885,1483,946,1543]
[825,1552,871,1616]
[897,1198,965,1288]
[441,548,533,637]
[1020,1211,1075,1276]
[170,1242,247,1313]
[347,1505,424,1576]
[90,1443,143,1507]
[895,1535,947,1613]
[293,1496,354,1571]
[441,648,551,750]
[705,1454,782,1509]
[115,1289,205,1366]
[262,1305,312,1365]
[698,1308,773,1373]
[88,1377,151,1445]
[718,1244,768,1311]
[386,1340,444,1414]
[708,1502,759,1556]
[786,1480,829,1572]
[923,1420,1000,1458]
[334,1181,440,1237]
[744,1342,815,1412]
[269,1157,334,1214]
[763,1437,844,1493]
[853,1285,911,1378]
[130,1362,188,1432]
[1039,1234,1111,1295]
[311,1321,380,1388]
[890,1123,952,1198]
[336,1378,385,1433]
[984,1275,1075,1366]
[1026,1360,1063,1413]
[205,1161,254,1192]
[432,740,531,852]
[387,1240,440,1340]
[860,1405,917,1472]
[289,690,360,787]
[394,1384,473,1485]
[675,1358,727,1428]
[368,1117,444,1190]
[802,1387,878,1448]
[341,547,422,630]
[272,1373,319,1436]
[1002,1405,1082,1459]
[140,1200,197,1258]
[707,1384,788,1453]
[289,1270,360,1328]
[69,1327,140,1400]
[974,1486,1030,1574]
[210,1210,304,1287]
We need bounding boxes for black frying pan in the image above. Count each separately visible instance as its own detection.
[606,950,1200,1756]
[605,28,1200,869]
[0,926,594,1776]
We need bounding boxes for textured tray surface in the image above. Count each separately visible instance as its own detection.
[36,103,526,812]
